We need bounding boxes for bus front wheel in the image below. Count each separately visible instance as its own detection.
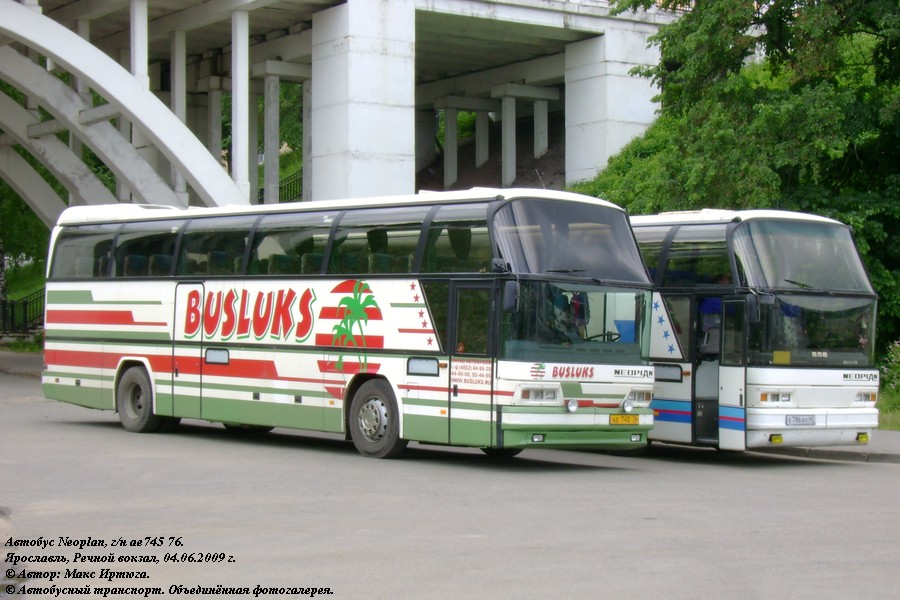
[116,367,165,433]
[349,380,408,458]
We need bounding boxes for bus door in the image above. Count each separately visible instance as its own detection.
[693,295,722,445]
[447,282,494,447]
[172,282,204,419]
[717,298,747,450]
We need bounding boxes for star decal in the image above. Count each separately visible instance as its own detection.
[663,330,670,339]
[657,315,665,325]
[653,300,660,311]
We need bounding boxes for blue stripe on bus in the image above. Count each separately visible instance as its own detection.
[719,405,746,431]
[650,398,692,424]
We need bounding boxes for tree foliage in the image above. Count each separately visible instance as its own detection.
[584,0,900,353]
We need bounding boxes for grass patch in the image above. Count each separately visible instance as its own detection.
[878,387,900,431]
[5,261,46,300]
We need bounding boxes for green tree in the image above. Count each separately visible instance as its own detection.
[592,0,900,353]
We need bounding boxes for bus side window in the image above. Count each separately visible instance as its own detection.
[456,288,490,354]
[49,224,114,280]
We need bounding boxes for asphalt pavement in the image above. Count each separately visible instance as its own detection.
[2,349,898,464]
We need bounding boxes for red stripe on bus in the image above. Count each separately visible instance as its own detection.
[330,280,373,294]
[314,334,385,348]
[46,309,167,327]
[316,360,381,375]
[317,307,383,320]
[397,329,435,334]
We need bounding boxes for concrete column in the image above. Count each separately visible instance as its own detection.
[415,109,437,173]
[443,108,458,189]
[130,0,156,196]
[208,86,223,159]
[130,0,149,90]
[475,111,489,168]
[534,99,548,158]
[565,30,659,185]
[302,80,312,202]
[170,29,188,198]
[263,74,280,204]
[70,18,91,205]
[249,92,260,203]
[231,10,251,201]
[500,96,516,187]
[311,0,415,200]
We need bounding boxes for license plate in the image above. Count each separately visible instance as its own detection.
[786,415,815,426]
[610,414,639,425]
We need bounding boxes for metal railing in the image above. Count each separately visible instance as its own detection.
[256,169,303,204]
[1,288,45,334]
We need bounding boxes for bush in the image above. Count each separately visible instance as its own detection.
[883,340,900,392]
[880,340,900,417]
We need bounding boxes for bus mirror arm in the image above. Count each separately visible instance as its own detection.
[492,258,510,274]
[748,292,775,323]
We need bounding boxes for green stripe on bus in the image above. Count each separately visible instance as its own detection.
[47,289,163,305]
[47,330,172,341]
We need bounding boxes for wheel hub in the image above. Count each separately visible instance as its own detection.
[358,398,388,442]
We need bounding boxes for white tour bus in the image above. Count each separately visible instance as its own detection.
[43,188,655,459]
[631,209,878,451]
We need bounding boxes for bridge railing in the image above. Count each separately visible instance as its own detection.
[256,169,303,204]
[1,288,45,334]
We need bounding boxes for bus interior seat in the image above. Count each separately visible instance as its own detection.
[368,253,393,273]
[149,254,173,276]
[208,250,232,275]
[268,253,297,274]
[301,252,324,274]
[123,254,147,276]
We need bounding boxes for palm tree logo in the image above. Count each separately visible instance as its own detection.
[331,280,379,372]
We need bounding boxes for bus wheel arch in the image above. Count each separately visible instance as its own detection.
[345,376,408,459]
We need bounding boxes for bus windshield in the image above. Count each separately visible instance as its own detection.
[732,220,873,292]
[492,199,650,284]
[501,280,651,365]
[749,294,877,368]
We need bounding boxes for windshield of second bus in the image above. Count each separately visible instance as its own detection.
[731,220,873,293]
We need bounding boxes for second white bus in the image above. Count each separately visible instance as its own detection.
[632,209,878,451]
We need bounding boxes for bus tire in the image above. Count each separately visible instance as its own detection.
[116,367,165,433]
[349,379,408,459]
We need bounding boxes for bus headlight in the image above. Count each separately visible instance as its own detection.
[855,392,877,404]
[518,386,560,405]
[566,398,579,413]
[624,389,653,408]
[622,398,634,413]
[760,391,792,403]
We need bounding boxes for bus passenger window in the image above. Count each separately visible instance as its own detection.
[456,288,490,354]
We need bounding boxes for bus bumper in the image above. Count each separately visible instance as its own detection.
[497,406,654,451]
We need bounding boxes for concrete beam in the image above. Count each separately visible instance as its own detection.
[490,83,560,101]
[251,60,311,82]
[0,90,117,207]
[433,95,501,112]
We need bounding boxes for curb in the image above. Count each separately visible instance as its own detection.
[757,446,900,464]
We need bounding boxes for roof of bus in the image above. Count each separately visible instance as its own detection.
[54,188,623,226]
[629,208,842,227]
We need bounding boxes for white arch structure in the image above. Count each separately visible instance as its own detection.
[0,0,247,226]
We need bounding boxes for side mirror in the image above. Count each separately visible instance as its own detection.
[503,280,519,313]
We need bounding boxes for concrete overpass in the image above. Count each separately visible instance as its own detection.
[0,0,674,225]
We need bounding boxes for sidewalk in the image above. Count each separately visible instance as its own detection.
[2,349,899,463]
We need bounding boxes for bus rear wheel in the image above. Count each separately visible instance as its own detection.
[116,366,165,433]
[349,380,408,458]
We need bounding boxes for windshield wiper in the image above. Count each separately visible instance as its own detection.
[783,278,832,294]
[546,268,586,275]
[784,278,813,289]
